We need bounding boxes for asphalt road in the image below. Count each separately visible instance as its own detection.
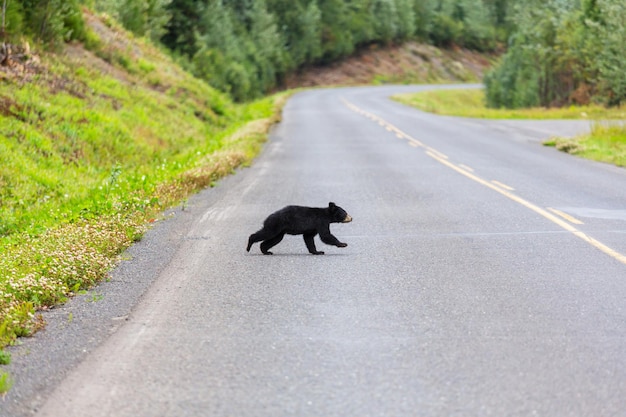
[4,85,626,417]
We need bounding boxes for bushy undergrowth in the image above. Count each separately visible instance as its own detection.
[485,0,626,109]
[0,27,287,353]
[546,123,626,167]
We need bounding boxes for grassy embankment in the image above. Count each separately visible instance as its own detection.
[393,89,626,167]
[0,15,288,390]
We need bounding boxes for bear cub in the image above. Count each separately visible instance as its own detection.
[247,202,352,255]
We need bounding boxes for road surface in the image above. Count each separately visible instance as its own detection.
[4,85,626,416]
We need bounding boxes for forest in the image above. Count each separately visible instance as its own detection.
[1,0,625,105]
[485,0,626,109]
[3,0,508,101]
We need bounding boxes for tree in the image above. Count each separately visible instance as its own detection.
[318,0,354,61]
[242,0,286,95]
[2,0,7,39]
[346,0,376,46]
[161,0,206,57]
[412,0,436,39]
[193,0,244,96]
[395,0,417,41]
[118,0,172,41]
[590,0,626,105]
[372,0,399,44]
[484,0,566,108]
[17,0,84,45]
[297,1,323,65]
[483,0,626,108]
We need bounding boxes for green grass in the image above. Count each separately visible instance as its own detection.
[0,23,290,354]
[393,88,626,167]
[0,370,12,394]
[392,88,626,120]
[544,123,626,167]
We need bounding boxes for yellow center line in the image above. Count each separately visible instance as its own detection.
[548,207,585,225]
[426,152,626,265]
[491,180,515,191]
[407,138,424,147]
[340,96,626,266]
[426,147,449,159]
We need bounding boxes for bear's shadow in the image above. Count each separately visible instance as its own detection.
[247,252,350,257]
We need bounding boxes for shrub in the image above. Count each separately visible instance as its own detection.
[485,0,626,109]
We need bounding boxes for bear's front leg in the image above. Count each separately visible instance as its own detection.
[303,233,324,255]
[319,231,347,248]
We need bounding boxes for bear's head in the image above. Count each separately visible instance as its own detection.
[329,202,352,223]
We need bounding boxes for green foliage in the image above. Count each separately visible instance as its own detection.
[317,0,354,61]
[160,0,205,57]
[0,0,83,45]
[2,0,509,99]
[294,1,323,65]
[429,11,463,46]
[153,0,510,100]
[485,0,626,109]
[371,0,399,44]
[0,370,12,394]
[368,0,418,45]
[119,0,172,41]
[266,0,322,68]
[13,0,85,44]
[184,0,288,101]
[457,0,496,51]
[485,0,579,108]
[594,1,626,106]
[0,350,10,365]
[484,33,541,108]
[412,0,435,39]
[1,0,25,42]
[427,0,497,50]
[89,0,172,42]
[395,0,417,41]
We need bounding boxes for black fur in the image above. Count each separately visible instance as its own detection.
[247,202,352,255]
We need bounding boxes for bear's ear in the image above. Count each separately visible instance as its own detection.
[329,202,336,208]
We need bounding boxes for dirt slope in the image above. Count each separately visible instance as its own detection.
[283,42,493,89]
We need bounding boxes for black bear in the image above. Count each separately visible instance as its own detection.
[247,202,352,255]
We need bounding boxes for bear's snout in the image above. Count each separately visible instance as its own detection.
[342,214,353,223]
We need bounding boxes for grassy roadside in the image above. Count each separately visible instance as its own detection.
[543,124,626,167]
[392,89,626,167]
[0,16,290,391]
[392,88,626,120]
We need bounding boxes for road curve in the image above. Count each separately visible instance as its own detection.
[5,85,626,417]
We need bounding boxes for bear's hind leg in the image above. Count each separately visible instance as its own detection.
[304,233,324,255]
[260,232,285,255]
[247,229,274,252]
[247,232,261,252]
